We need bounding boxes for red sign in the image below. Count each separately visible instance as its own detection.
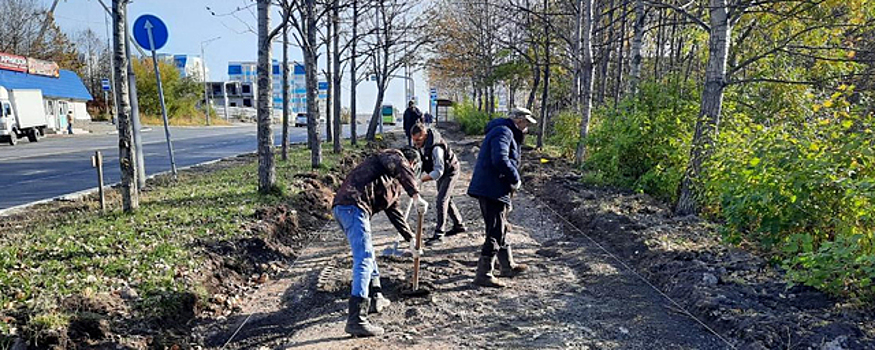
[0,52,27,72]
[27,58,60,78]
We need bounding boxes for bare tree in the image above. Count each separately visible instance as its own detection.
[112,0,138,212]
[255,0,292,192]
[362,0,428,141]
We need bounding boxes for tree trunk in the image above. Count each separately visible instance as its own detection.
[349,0,358,146]
[332,0,342,154]
[112,0,138,212]
[627,0,645,95]
[282,17,290,161]
[573,0,583,111]
[526,64,540,110]
[256,0,276,193]
[537,0,549,149]
[597,0,614,105]
[614,0,628,107]
[575,0,595,166]
[366,85,385,140]
[305,0,322,168]
[676,0,731,215]
[325,18,333,144]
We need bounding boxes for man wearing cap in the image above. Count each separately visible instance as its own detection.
[333,147,429,336]
[466,107,536,287]
[403,100,423,146]
[410,123,467,246]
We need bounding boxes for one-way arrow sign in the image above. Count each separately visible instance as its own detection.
[133,14,168,51]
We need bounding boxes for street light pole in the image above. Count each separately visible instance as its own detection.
[200,36,221,126]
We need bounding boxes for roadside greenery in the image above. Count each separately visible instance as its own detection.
[454,100,496,135]
[0,142,357,342]
[131,59,210,126]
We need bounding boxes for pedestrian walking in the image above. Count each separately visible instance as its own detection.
[66,111,74,135]
[402,100,423,146]
[333,147,428,336]
[466,107,536,288]
[410,123,467,246]
[424,112,434,126]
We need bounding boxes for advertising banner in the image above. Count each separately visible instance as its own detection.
[27,58,60,78]
[0,52,28,72]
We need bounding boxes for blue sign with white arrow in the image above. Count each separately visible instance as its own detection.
[133,14,168,51]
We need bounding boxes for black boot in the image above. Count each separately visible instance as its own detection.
[369,278,390,314]
[497,245,528,277]
[345,296,384,337]
[425,232,444,247]
[473,255,505,288]
[445,225,467,236]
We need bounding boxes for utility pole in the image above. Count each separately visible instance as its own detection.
[201,36,221,126]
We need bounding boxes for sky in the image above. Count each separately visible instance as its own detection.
[44,0,433,113]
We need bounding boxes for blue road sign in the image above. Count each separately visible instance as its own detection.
[133,14,168,51]
[318,82,329,90]
[101,79,110,91]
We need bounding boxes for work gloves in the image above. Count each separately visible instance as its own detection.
[416,195,429,214]
[512,180,522,191]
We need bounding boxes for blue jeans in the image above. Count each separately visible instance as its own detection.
[334,205,379,298]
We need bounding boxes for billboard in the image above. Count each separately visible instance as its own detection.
[27,58,60,78]
[0,52,28,72]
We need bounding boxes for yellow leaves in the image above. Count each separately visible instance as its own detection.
[540,158,550,164]
[847,51,856,59]
[823,100,834,108]
[813,104,823,113]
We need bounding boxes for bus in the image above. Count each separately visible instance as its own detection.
[381,104,396,125]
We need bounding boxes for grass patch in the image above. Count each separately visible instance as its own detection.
[0,140,366,343]
[139,113,230,127]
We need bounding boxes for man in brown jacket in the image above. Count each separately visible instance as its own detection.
[333,147,428,337]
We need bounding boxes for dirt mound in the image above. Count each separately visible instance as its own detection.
[524,152,875,349]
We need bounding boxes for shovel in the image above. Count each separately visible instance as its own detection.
[401,208,430,297]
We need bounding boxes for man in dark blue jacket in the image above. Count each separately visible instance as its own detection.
[467,107,536,287]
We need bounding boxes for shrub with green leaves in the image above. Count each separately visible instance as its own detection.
[580,81,699,203]
[453,100,495,135]
[705,86,875,299]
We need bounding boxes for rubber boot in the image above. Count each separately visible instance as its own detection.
[473,255,505,288]
[369,278,390,314]
[345,296,384,337]
[497,245,528,277]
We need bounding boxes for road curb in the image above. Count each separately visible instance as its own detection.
[0,150,256,218]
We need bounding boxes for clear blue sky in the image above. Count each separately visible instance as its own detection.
[45,0,432,113]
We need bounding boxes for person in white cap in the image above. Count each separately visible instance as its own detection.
[466,107,536,287]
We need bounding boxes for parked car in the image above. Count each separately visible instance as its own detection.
[294,113,327,127]
[294,113,307,127]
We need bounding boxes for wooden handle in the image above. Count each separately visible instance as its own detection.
[412,210,423,290]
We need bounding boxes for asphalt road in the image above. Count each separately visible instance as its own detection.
[0,123,392,211]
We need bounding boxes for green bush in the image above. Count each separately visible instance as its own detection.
[547,110,581,158]
[580,81,699,203]
[705,86,875,299]
[453,100,495,135]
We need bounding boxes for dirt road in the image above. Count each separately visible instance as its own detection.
[196,130,732,349]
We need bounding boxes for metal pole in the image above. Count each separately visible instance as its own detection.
[123,9,146,189]
[146,22,178,178]
[202,44,211,126]
[223,82,230,121]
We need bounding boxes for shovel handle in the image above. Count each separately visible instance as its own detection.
[412,209,423,291]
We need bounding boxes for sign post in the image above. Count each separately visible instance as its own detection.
[101,79,112,123]
[133,14,177,178]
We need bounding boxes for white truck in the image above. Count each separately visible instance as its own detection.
[0,86,48,146]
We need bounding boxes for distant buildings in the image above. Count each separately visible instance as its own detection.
[157,54,207,82]
[227,61,325,113]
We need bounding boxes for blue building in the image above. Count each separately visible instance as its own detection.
[0,68,93,132]
[228,61,327,114]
